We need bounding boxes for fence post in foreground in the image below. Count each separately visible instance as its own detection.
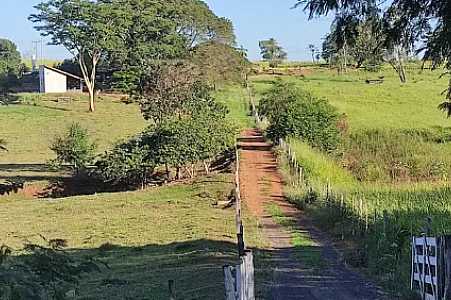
[168,280,176,300]
[237,223,245,257]
[224,266,237,300]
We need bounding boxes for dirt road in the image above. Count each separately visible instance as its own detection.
[238,129,386,300]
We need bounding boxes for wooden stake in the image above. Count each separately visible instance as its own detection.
[169,280,176,300]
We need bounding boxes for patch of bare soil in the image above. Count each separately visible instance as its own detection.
[238,129,388,300]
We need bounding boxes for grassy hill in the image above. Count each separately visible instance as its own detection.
[251,67,450,130]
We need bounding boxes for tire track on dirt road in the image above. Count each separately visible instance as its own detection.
[238,129,387,300]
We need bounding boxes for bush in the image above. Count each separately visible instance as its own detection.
[259,80,341,152]
[49,123,96,173]
[94,137,154,189]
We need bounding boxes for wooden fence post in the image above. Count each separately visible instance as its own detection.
[237,223,245,257]
[238,251,255,300]
[224,266,237,300]
[168,280,176,300]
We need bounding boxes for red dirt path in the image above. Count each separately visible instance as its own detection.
[237,129,387,300]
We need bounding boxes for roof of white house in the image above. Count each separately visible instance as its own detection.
[41,65,84,81]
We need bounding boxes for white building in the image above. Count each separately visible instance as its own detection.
[39,65,84,93]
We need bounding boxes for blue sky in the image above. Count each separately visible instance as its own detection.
[0,0,333,62]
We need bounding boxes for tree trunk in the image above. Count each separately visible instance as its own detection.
[343,37,348,73]
[88,89,95,112]
[204,161,210,174]
[77,51,98,113]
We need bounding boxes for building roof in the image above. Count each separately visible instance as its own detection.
[41,65,84,81]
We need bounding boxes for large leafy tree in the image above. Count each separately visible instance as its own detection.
[176,0,236,49]
[0,38,23,94]
[296,0,451,115]
[190,41,251,88]
[110,0,187,94]
[138,61,201,123]
[30,0,128,112]
[259,38,287,68]
[328,11,360,73]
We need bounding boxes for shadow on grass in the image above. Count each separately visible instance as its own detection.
[0,150,236,199]
[1,239,280,300]
[0,94,20,105]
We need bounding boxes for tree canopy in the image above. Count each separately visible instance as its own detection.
[30,0,128,112]
[176,0,236,48]
[0,38,23,94]
[259,38,287,68]
[259,80,341,152]
[190,41,251,87]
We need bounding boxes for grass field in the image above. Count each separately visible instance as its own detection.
[251,67,450,130]
[0,93,146,164]
[1,174,269,299]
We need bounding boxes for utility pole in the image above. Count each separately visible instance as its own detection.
[32,39,44,71]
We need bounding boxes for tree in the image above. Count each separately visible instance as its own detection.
[95,137,154,189]
[296,0,451,114]
[55,58,82,77]
[30,0,127,112]
[259,38,287,68]
[137,61,201,123]
[329,11,360,73]
[0,39,23,94]
[259,80,340,152]
[141,96,235,179]
[107,0,187,94]
[49,123,96,173]
[190,41,251,88]
[308,44,317,63]
[351,17,385,70]
[176,0,236,49]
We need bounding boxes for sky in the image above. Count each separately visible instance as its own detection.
[0,0,333,62]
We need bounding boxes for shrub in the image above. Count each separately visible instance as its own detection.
[94,137,154,189]
[259,80,341,152]
[0,238,102,299]
[49,123,96,173]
